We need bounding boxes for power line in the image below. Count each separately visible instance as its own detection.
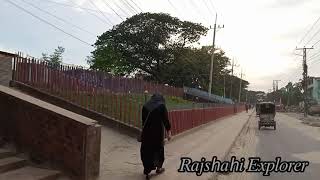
[5,0,92,46]
[67,0,112,26]
[102,0,125,21]
[207,0,217,12]
[122,0,139,14]
[189,0,207,21]
[304,25,320,46]
[307,50,320,60]
[308,51,320,62]
[311,38,320,47]
[202,0,215,17]
[41,0,113,26]
[298,16,320,45]
[128,0,143,12]
[41,0,104,13]
[112,0,131,17]
[88,0,114,26]
[119,0,137,14]
[20,0,96,37]
[167,0,178,11]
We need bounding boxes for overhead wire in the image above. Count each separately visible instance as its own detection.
[67,0,112,26]
[202,0,215,17]
[32,0,113,26]
[167,0,183,17]
[5,0,92,46]
[88,0,114,26]
[128,0,143,12]
[102,0,125,21]
[112,0,131,17]
[297,16,320,45]
[19,0,96,37]
[311,38,320,47]
[207,0,217,12]
[119,0,137,14]
[122,0,139,14]
[40,0,104,13]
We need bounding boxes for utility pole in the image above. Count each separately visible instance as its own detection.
[274,80,281,91]
[238,69,244,103]
[229,58,239,99]
[246,91,248,102]
[223,69,226,98]
[296,47,313,117]
[272,80,281,92]
[208,13,224,95]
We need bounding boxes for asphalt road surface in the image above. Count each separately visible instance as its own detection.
[254,113,320,180]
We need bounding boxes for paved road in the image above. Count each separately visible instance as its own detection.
[254,113,320,180]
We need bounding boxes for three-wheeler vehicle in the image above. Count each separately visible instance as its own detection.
[258,102,276,130]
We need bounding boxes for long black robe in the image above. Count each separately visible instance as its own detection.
[140,100,171,175]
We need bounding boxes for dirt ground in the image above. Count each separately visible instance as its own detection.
[217,113,258,180]
[285,112,320,127]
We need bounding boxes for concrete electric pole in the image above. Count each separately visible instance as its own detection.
[229,58,239,99]
[296,47,313,117]
[238,69,245,103]
[223,69,226,98]
[208,13,224,95]
[273,80,281,92]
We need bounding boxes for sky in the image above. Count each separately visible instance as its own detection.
[1,0,320,92]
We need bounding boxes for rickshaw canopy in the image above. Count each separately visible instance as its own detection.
[259,102,275,114]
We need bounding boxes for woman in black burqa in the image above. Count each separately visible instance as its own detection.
[140,94,172,179]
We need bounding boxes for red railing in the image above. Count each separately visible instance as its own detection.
[169,105,245,135]
[12,55,245,135]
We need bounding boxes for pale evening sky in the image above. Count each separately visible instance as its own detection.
[1,0,320,92]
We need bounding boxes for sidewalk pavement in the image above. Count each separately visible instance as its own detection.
[98,110,253,180]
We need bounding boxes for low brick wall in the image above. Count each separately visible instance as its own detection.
[0,85,101,180]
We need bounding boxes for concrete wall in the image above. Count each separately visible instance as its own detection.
[0,85,101,180]
[0,56,12,86]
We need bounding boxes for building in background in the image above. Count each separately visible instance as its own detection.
[307,76,320,104]
[0,50,16,87]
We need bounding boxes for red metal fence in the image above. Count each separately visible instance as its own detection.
[168,105,245,135]
[12,56,245,135]
[12,57,183,97]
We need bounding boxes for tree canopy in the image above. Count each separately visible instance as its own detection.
[89,12,208,78]
[41,46,65,68]
[89,12,250,101]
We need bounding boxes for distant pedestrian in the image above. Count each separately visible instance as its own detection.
[140,94,172,180]
[245,103,249,113]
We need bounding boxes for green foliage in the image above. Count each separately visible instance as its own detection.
[41,46,65,69]
[90,12,208,78]
[89,12,249,101]
[267,82,303,106]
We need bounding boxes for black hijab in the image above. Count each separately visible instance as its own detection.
[144,93,166,112]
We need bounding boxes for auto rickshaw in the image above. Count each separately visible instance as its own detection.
[258,102,276,130]
[256,103,261,117]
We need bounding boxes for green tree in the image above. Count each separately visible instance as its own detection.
[41,46,65,69]
[89,12,208,80]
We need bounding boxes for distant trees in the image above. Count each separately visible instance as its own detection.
[267,82,303,106]
[41,46,65,68]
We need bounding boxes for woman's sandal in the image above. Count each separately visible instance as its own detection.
[156,167,165,174]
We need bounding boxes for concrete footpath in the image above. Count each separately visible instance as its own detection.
[98,110,253,180]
